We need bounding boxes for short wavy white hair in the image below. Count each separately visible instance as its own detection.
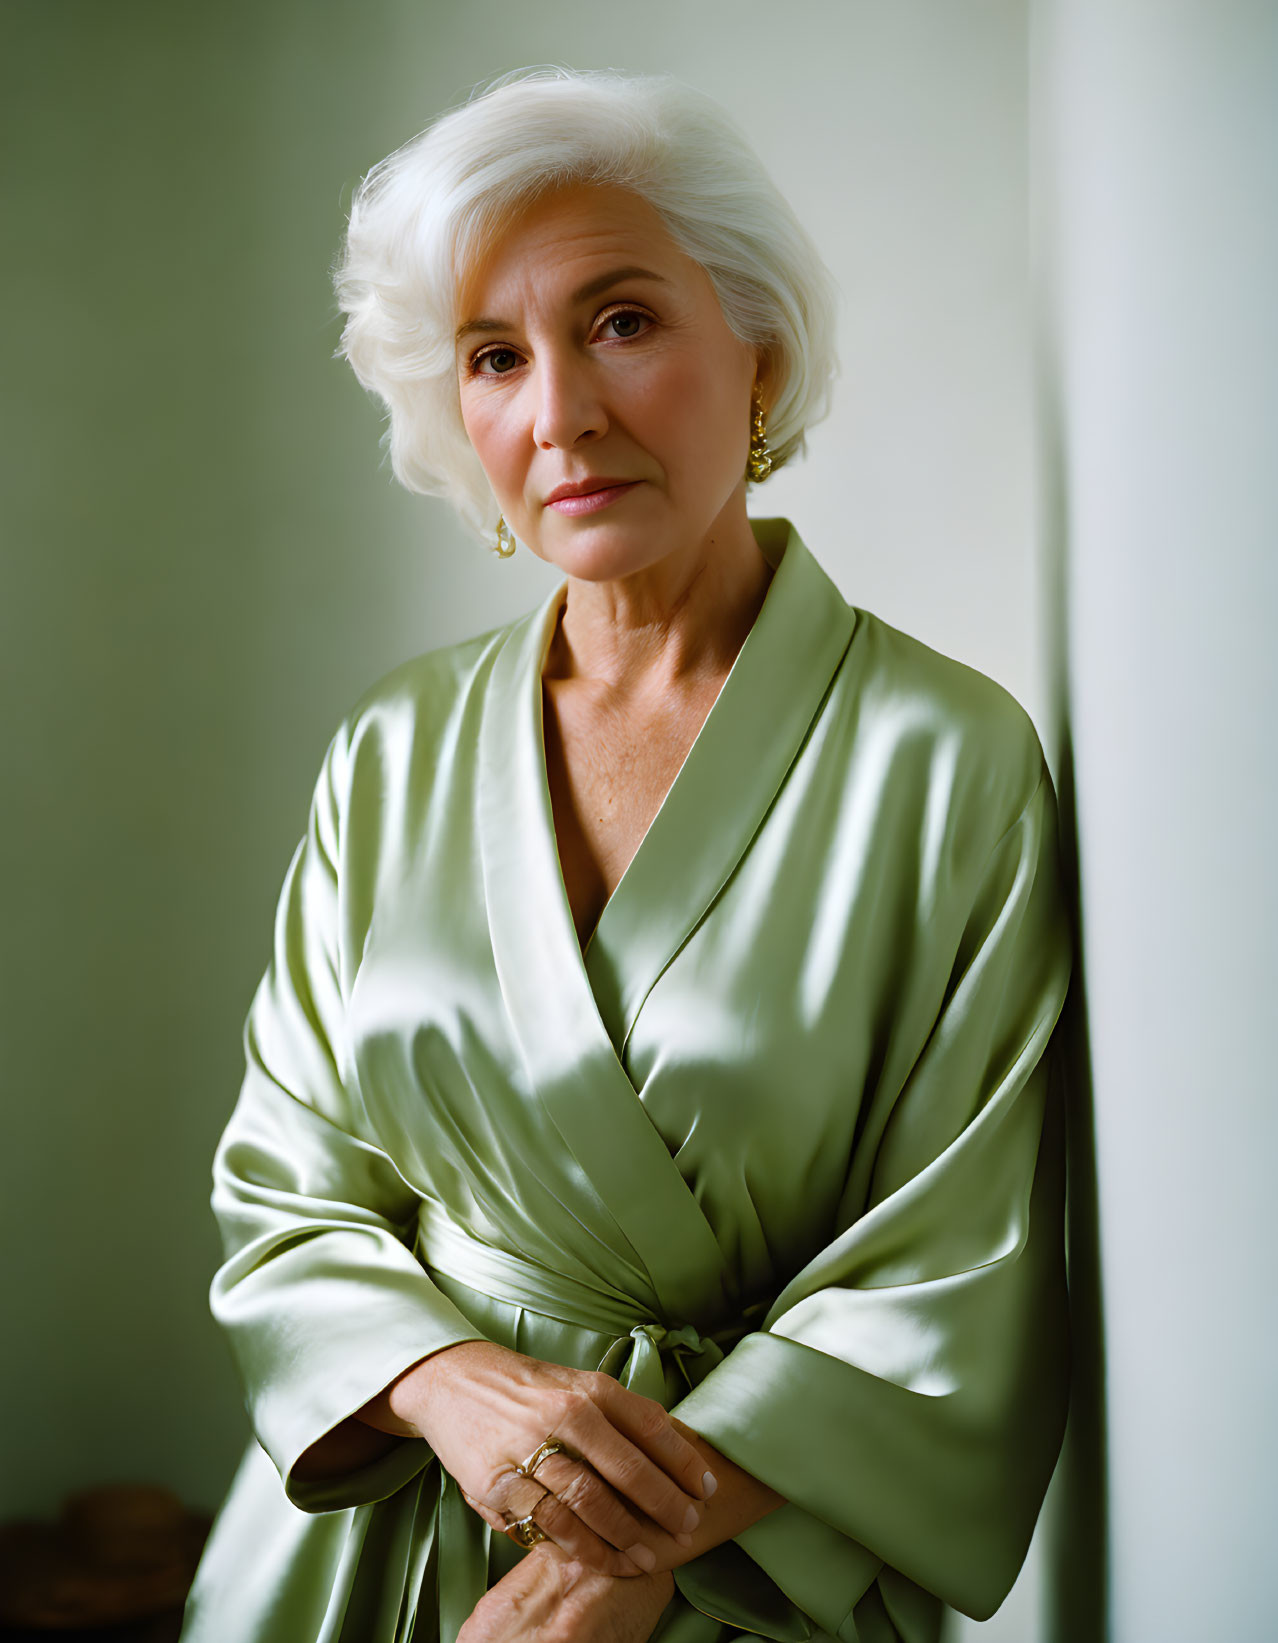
[334,65,841,546]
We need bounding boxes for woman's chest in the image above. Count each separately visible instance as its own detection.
[339,739,947,1287]
[540,675,726,950]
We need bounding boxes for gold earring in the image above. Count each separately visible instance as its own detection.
[746,385,773,482]
[494,515,517,558]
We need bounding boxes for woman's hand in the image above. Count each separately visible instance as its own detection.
[358,1340,715,1577]
[456,1542,674,1643]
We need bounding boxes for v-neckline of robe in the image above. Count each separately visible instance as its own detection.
[549,589,762,965]
[477,517,856,1319]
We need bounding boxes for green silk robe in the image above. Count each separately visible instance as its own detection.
[180,517,1073,1643]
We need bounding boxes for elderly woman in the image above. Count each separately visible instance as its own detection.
[180,66,1072,1643]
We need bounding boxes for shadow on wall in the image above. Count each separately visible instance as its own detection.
[1038,358,1108,1643]
[1045,727,1109,1643]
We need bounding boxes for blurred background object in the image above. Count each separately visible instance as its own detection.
[0,1484,209,1640]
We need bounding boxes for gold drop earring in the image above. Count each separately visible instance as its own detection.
[494,515,517,558]
[746,384,774,482]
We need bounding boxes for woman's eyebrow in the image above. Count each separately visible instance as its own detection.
[454,266,670,345]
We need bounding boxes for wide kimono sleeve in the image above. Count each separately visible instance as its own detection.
[208,717,486,1514]
[668,752,1073,1639]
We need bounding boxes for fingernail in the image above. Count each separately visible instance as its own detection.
[701,1470,718,1499]
[675,1531,694,1548]
[682,1504,700,1533]
[626,1542,656,1571]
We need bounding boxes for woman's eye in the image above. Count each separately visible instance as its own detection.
[600,309,650,340]
[473,347,521,376]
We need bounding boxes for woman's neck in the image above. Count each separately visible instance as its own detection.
[545,517,774,698]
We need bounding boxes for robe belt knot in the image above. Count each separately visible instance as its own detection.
[415,1198,768,1408]
[595,1320,730,1404]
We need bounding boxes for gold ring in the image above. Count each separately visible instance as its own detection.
[506,1505,549,1548]
[516,1438,567,1479]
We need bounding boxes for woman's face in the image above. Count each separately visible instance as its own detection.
[455,182,764,584]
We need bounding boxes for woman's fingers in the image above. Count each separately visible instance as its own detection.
[460,1487,511,1536]
[522,1486,647,1578]
[554,1386,707,1540]
[492,1474,644,1578]
[532,1451,653,1562]
[598,1382,716,1502]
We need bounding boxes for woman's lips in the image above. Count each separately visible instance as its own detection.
[547,482,641,516]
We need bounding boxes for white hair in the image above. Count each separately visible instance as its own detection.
[333,65,841,546]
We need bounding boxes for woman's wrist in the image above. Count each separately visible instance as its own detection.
[292,1343,485,1481]
[355,1339,487,1440]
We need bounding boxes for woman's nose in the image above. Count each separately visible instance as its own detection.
[531,355,607,450]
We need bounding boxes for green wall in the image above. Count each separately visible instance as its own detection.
[0,0,559,1517]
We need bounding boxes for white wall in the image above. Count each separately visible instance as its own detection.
[1036,3,1278,1638]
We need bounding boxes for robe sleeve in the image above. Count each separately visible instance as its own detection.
[208,719,487,1513]
[668,759,1073,1638]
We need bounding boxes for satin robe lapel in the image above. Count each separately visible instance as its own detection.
[479,590,684,1317]
[478,519,855,1325]
[583,519,857,1054]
